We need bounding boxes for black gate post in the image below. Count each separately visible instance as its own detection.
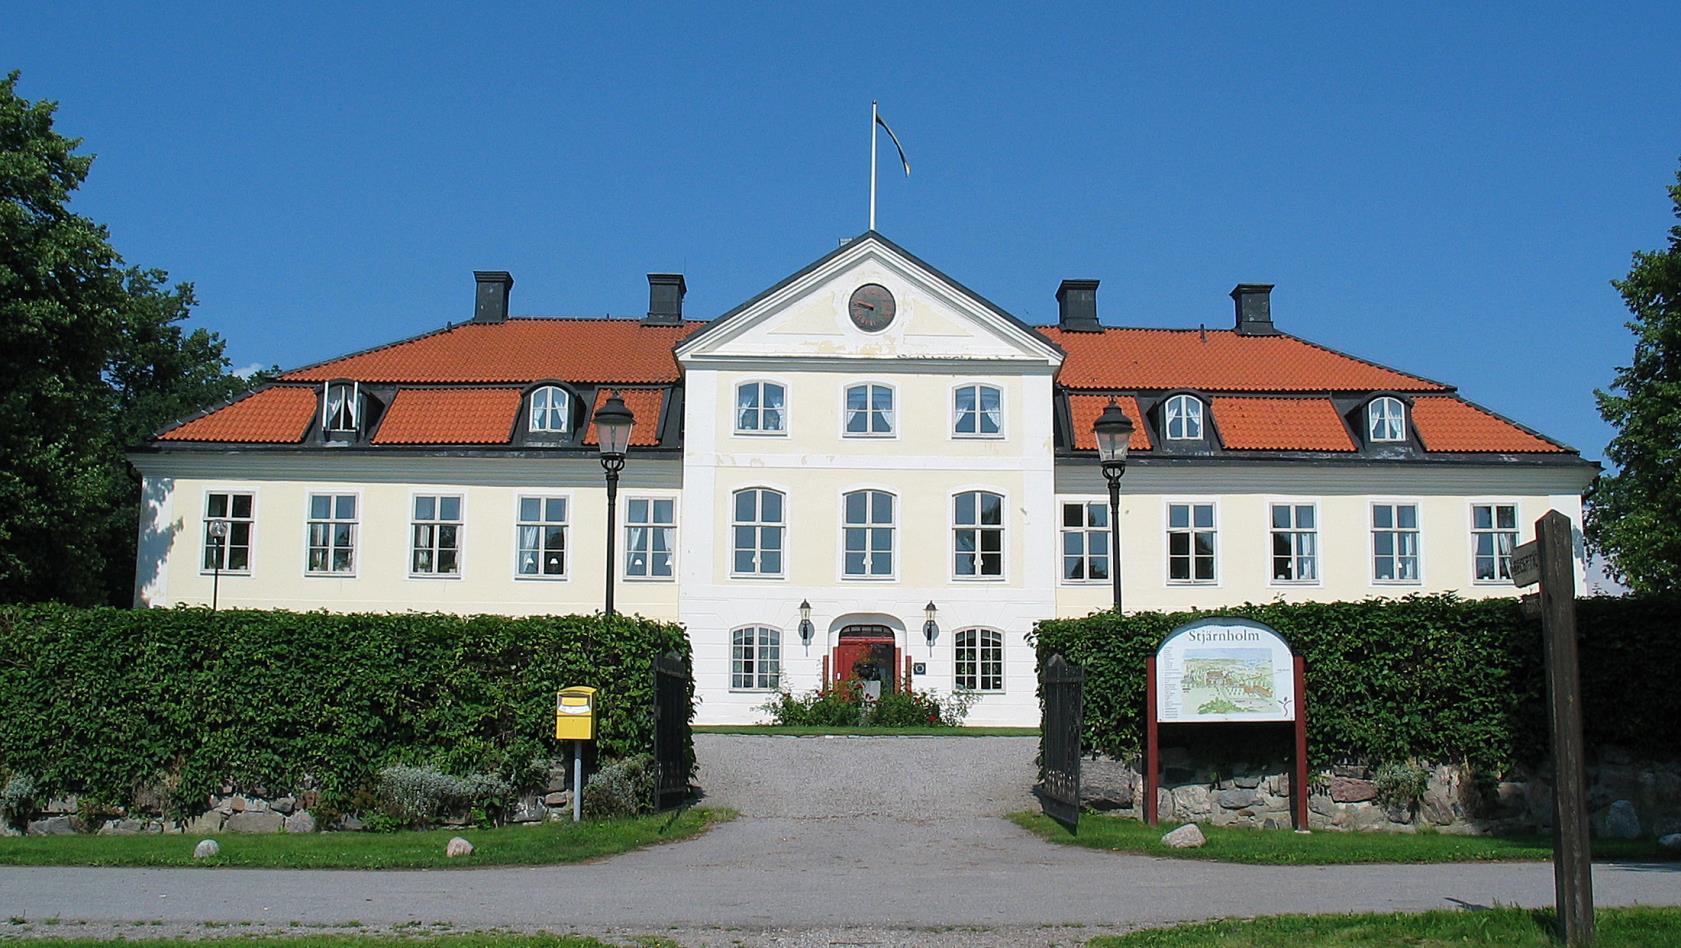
[1039,653,1085,833]
[652,650,692,811]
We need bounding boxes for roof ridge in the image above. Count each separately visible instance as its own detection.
[1273,331,1453,393]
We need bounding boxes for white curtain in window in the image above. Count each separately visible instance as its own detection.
[981,388,1002,431]
[763,384,785,430]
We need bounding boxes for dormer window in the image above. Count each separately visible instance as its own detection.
[322,381,359,435]
[1164,394,1203,440]
[1368,396,1407,442]
[529,385,570,434]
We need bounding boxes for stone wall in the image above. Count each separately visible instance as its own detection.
[1078,745,1681,838]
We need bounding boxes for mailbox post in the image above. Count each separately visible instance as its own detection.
[555,686,597,823]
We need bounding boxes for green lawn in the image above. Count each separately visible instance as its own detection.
[0,808,731,869]
[1093,906,1681,946]
[1010,811,1678,865]
[693,724,1038,736]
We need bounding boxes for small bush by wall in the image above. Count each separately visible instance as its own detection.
[0,605,693,822]
[1031,593,1681,776]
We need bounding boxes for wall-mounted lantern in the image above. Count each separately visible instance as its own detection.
[798,599,814,647]
[922,601,939,650]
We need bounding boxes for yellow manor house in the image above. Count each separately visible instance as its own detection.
[131,232,1596,725]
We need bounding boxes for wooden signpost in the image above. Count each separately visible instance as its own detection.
[1514,511,1595,946]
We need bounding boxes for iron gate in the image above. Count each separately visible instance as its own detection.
[1039,653,1085,833]
[652,650,692,810]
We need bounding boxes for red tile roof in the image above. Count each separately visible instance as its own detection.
[1067,395,1153,452]
[157,387,317,443]
[1041,327,1450,393]
[584,389,665,447]
[370,387,522,445]
[1211,397,1356,451]
[1411,396,1566,453]
[283,319,701,385]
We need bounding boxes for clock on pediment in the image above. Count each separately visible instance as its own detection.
[848,283,896,333]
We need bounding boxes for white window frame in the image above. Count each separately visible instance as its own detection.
[1469,500,1520,585]
[1164,394,1204,441]
[321,381,359,433]
[731,487,786,579]
[1368,396,1407,443]
[409,492,465,579]
[842,381,896,438]
[1165,499,1219,585]
[733,380,788,435]
[840,488,896,580]
[954,628,1004,693]
[514,494,569,581]
[200,489,256,575]
[624,495,677,581]
[952,488,1007,581]
[528,385,570,434]
[1267,499,1320,586]
[1059,499,1112,585]
[304,491,360,577]
[1370,499,1423,585]
[730,625,782,692]
[951,382,1005,439]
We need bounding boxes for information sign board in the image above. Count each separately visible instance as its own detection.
[1510,540,1541,588]
[1155,618,1297,723]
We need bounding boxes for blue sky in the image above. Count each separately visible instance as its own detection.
[7,2,1679,459]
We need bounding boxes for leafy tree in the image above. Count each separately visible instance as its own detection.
[1587,160,1681,594]
[0,71,248,605]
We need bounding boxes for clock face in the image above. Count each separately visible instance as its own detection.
[848,283,896,333]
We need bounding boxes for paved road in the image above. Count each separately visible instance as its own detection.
[2,735,1678,945]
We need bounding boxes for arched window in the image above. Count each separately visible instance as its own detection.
[735,381,786,433]
[732,488,785,576]
[845,383,894,436]
[731,626,781,691]
[322,381,359,434]
[843,490,894,577]
[955,628,1003,692]
[953,490,1005,578]
[1368,396,1406,442]
[1164,394,1203,440]
[954,384,1003,436]
[529,385,569,433]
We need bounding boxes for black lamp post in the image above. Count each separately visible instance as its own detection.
[594,391,635,617]
[922,601,939,651]
[207,519,229,611]
[1092,399,1135,613]
[798,600,814,649]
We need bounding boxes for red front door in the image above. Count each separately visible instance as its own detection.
[833,625,897,693]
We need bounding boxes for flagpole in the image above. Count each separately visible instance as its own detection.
[869,99,878,232]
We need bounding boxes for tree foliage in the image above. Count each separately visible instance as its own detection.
[0,71,249,605]
[1587,160,1681,593]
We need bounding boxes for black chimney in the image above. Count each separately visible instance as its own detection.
[472,271,513,324]
[1231,283,1277,336]
[1056,279,1102,332]
[644,273,686,326]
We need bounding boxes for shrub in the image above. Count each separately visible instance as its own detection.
[374,765,514,829]
[581,754,654,819]
[760,684,974,727]
[760,683,866,726]
[1,774,36,830]
[1374,759,1431,813]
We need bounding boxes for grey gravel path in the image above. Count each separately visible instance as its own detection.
[1,735,1678,946]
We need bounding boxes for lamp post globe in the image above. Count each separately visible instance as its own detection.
[593,392,636,616]
[1091,400,1134,613]
[207,518,230,611]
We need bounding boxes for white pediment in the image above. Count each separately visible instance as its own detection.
[675,234,1063,368]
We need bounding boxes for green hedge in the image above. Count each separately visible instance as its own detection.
[0,606,693,818]
[1031,594,1681,776]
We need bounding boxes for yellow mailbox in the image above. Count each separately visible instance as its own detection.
[555,686,597,741]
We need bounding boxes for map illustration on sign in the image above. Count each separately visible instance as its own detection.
[1181,648,1279,716]
[1156,617,1296,723]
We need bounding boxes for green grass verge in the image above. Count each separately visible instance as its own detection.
[1010,811,1678,865]
[1092,906,1681,946]
[693,724,1038,736]
[0,808,732,869]
[0,938,638,948]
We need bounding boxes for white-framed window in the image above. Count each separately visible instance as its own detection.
[844,383,894,436]
[322,381,358,433]
[202,491,254,573]
[1060,501,1110,583]
[1270,503,1318,583]
[731,626,781,691]
[625,497,675,579]
[954,490,1005,578]
[843,490,894,578]
[1372,502,1421,583]
[1164,394,1203,440]
[955,628,1003,692]
[516,496,567,579]
[735,381,786,433]
[732,488,785,577]
[1471,503,1519,583]
[529,385,569,433]
[1368,396,1407,442]
[306,493,357,575]
[1167,501,1217,583]
[953,383,1003,437]
[411,494,463,576]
